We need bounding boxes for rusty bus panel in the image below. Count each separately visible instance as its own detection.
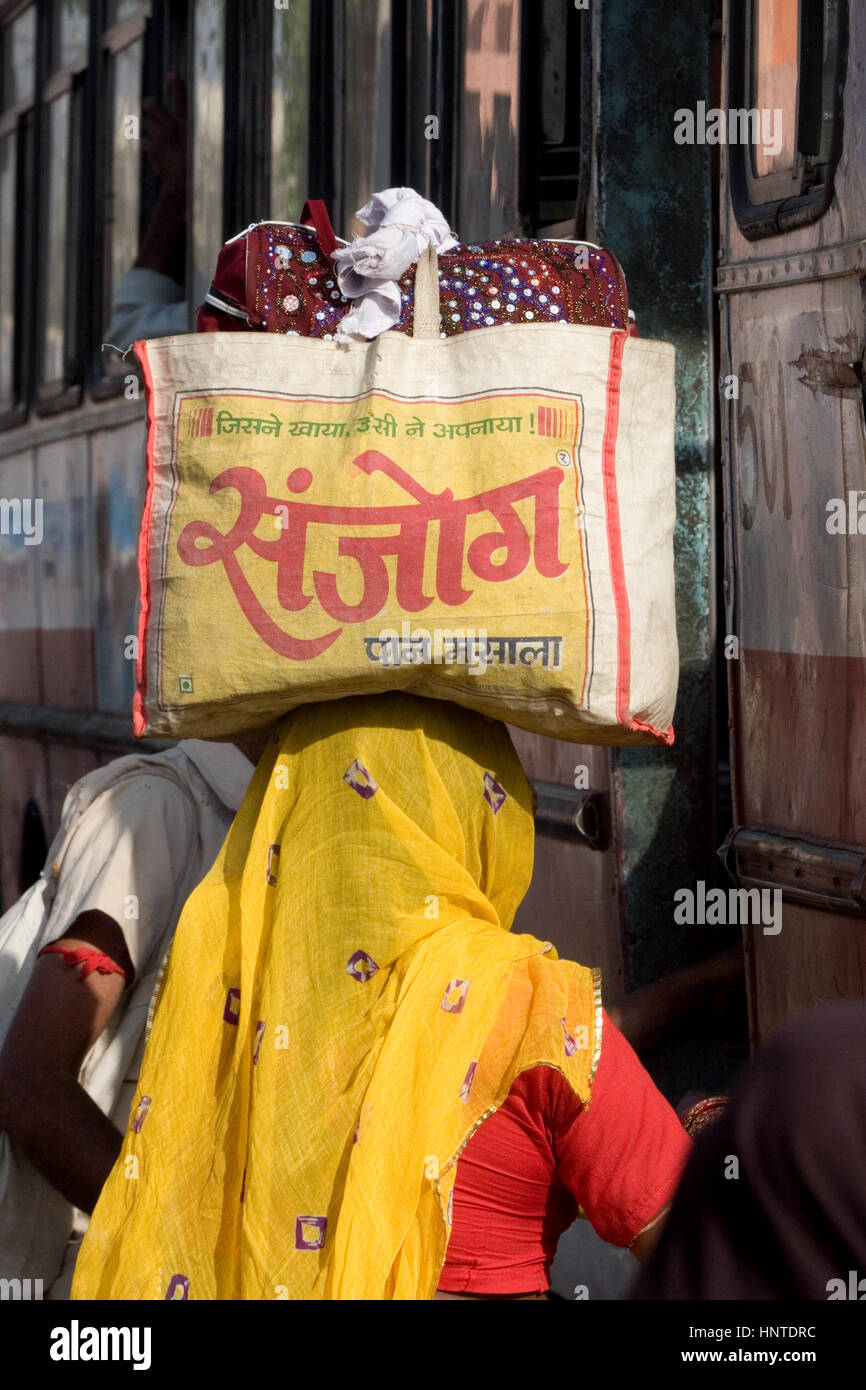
[747,900,866,1042]
[719,0,866,1047]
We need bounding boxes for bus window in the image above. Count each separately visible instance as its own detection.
[0,2,36,103]
[108,0,147,22]
[342,0,393,237]
[37,0,89,410]
[93,1,191,383]
[0,3,36,427]
[53,0,88,67]
[271,0,310,223]
[99,3,149,383]
[730,0,846,238]
[460,0,521,241]
[389,1,446,219]
[751,0,797,177]
[518,0,588,236]
[190,0,224,314]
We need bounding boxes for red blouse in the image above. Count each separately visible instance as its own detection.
[437,1009,691,1295]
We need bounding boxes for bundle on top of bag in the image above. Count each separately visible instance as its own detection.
[134,188,678,746]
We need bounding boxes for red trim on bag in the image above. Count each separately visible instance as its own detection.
[601,331,675,747]
[133,339,157,738]
[631,716,675,744]
[601,332,630,724]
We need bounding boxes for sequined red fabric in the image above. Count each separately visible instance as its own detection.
[197,223,631,338]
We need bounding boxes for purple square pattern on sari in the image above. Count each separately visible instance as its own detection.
[344,760,378,798]
[482,772,507,813]
[223,987,241,1024]
[346,949,379,982]
[131,1096,151,1133]
[441,978,470,1014]
[295,1216,327,1250]
[459,1061,477,1101]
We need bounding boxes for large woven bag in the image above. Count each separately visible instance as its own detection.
[133,223,677,746]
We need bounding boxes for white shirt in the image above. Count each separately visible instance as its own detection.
[104,267,190,349]
[0,740,253,1296]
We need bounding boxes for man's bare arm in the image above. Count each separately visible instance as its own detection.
[0,910,132,1213]
[607,945,744,1055]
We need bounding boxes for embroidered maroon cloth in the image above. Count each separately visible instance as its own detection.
[197,222,631,339]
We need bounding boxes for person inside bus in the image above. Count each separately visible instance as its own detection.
[71,693,695,1301]
[0,733,261,1298]
[104,73,190,351]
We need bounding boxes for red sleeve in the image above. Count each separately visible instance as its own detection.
[552,1008,692,1246]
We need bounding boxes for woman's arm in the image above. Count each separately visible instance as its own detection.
[628,1203,671,1263]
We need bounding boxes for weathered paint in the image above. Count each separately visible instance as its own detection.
[719,0,866,1045]
[0,406,146,905]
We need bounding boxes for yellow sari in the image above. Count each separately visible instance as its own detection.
[72,693,601,1300]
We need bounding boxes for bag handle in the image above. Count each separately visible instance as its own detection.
[413,246,440,339]
[300,199,338,257]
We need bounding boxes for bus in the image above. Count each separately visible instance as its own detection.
[0,0,859,1087]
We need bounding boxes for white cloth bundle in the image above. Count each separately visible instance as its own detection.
[332,187,458,341]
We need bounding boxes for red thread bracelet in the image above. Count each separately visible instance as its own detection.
[37,942,128,984]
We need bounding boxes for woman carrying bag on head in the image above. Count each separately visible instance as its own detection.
[72,693,689,1300]
[74,193,689,1299]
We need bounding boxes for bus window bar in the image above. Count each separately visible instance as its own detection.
[718,824,866,918]
[0,700,172,755]
[531,780,606,851]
